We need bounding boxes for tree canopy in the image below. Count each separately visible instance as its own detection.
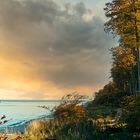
[104,0,140,94]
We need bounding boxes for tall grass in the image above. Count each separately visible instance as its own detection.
[23,119,98,140]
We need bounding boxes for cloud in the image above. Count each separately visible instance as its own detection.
[0,0,116,99]
[21,91,48,100]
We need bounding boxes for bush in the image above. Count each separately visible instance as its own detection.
[92,82,129,107]
[122,95,140,133]
[53,93,88,123]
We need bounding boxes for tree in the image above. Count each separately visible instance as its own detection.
[104,0,140,48]
[111,47,136,93]
[93,81,124,107]
[104,0,140,94]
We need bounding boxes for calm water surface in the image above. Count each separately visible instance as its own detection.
[0,100,60,130]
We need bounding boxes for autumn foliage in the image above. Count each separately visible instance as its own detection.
[53,93,87,122]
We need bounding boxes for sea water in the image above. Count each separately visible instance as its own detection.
[0,100,60,131]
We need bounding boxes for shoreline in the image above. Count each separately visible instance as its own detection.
[0,115,52,134]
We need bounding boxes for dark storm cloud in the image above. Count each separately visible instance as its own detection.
[0,0,116,90]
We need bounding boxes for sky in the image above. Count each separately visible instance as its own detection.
[0,0,116,99]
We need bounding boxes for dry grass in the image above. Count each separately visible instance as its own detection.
[0,133,22,140]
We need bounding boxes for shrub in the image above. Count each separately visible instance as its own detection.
[122,95,140,133]
[93,82,125,107]
[53,93,88,123]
